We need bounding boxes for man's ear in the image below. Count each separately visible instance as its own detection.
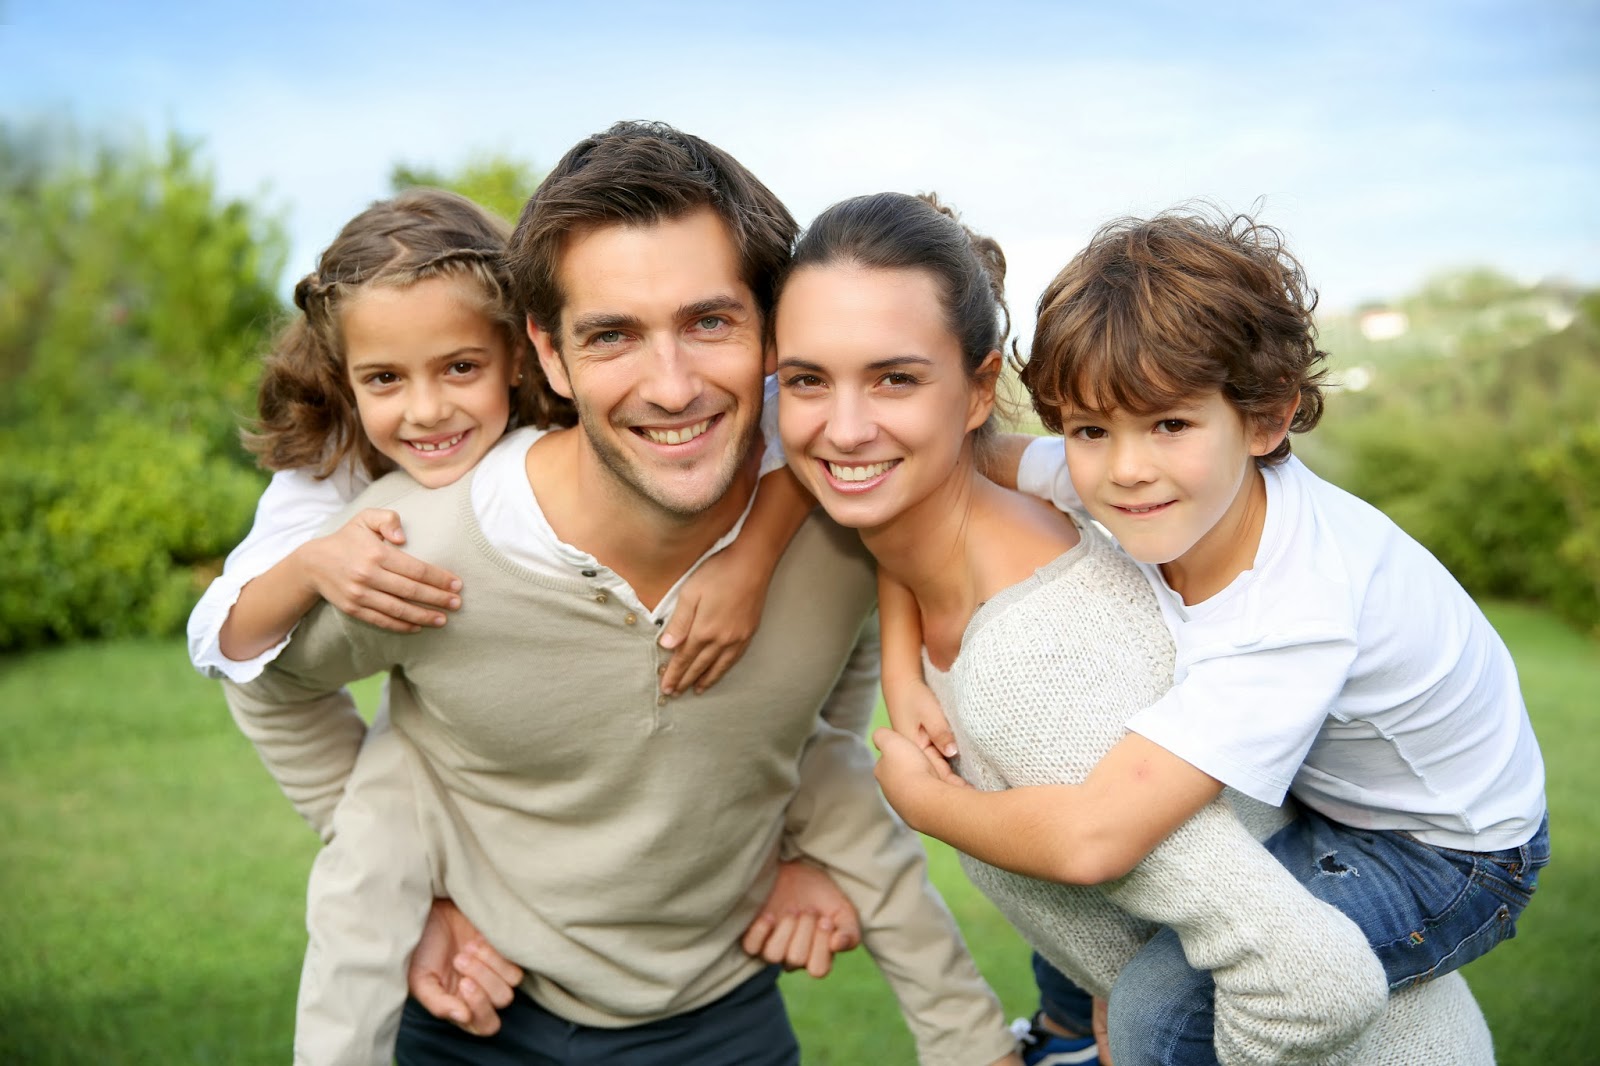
[965,351,1003,433]
[528,315,573,400]
[1251,392,1301,457]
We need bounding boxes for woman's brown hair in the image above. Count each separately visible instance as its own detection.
[1022,207,1327,464]
[245,188,574,480]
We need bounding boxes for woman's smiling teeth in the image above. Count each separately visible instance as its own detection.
[407,432,466,453]
[640,418,713,446]
[826,460,896,482]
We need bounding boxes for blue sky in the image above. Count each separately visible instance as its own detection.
[5,0,1598,322]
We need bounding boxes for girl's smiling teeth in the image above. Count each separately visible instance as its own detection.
[1116,500,1174,515]
[825,459,898,483]
[639,417,714,446]
[406,431,467,453]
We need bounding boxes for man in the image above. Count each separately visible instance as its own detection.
[226,121,1019,1066]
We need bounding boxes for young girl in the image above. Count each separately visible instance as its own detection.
[874,208,1547,1065]
[189,188,827,1063]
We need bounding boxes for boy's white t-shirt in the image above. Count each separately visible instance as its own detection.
[1018,437,1546,851]
[186,377,790,683]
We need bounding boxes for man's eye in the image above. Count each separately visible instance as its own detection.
[696,315,727,332]
[593,330,624,346]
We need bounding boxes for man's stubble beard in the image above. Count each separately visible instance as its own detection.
[574,399,761,521]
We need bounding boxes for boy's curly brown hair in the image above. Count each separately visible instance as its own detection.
[1020,207,1328,464]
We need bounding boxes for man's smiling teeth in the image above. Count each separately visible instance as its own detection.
[409,432,465,452]
[641,419,712,446]
[827,460,895,482]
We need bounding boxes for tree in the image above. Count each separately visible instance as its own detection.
[0,119,287,647]
[389,153,544,226]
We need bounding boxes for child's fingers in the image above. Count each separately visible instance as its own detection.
[365,566,462,612]
[657,596,697,653]
[663,639,717,696]
[740,912,777,957]
[380,549,464,597]
[346,593,448,632]
[805,922,836,978]
[354,508,408,545]
[692,641,750,694]
[784,912,819,970]
[923,717,959,760]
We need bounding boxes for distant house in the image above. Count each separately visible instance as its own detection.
[1359,309,1410,342]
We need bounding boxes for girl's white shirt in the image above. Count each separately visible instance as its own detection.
[186,375,789,683]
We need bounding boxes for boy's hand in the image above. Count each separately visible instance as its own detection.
[658,553,767,695]
[740,859,862,978]
[300,509,463,632]
[886,680,966,786]
[408,898,524,1036]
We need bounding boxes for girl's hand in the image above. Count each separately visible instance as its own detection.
[299,509,463,632]
[658,551,767,695]
[872,727,954,828]
[740,859,862,978]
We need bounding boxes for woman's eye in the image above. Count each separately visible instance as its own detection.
[881,372,918,387]
[782,373,823,390]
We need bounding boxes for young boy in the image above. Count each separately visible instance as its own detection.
[874,208,1548,1065]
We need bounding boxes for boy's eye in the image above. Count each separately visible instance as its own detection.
[1157,419,1189,433]
[1070,425,1106,441]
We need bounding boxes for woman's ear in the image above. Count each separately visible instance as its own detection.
[529,315,573,400]
[1251,392,1301,457]
[965,350,1003,432]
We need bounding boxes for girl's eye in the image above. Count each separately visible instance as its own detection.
[366,371,399,387]
[447,361,479,376]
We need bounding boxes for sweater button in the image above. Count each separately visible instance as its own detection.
[593,592,609,604]
[581,569,598,578]
[624,612,637,625]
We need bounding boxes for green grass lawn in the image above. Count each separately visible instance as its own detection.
[0,601,1593,1064]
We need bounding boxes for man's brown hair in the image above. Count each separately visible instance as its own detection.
[508,121,798,345]
[1021,207,1328,463]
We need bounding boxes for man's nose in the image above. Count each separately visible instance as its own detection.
[637,336,700,413]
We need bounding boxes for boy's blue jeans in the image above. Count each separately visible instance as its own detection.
[1097,807,1550,1066]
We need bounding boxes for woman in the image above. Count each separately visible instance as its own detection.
[771,191,1495,1066]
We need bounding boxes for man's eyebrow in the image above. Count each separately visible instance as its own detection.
[679,294,748,320]
[569,311,645,337]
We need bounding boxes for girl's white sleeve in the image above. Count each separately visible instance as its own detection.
[186,463,368,683]
[757,373,787,478]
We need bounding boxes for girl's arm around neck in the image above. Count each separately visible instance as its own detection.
[658,465,815,695]
[873,728,1223,885]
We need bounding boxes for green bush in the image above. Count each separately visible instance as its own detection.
[0,120,284,649]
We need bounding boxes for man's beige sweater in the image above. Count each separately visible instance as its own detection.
[225,471,1012,1065]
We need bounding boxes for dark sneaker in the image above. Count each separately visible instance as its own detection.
[1011,1012,1101,1066]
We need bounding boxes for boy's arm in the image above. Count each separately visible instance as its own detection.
[659,465,813,695]
[878,572,962,779]
[874,728,1223,885]
[976,432,1038,490]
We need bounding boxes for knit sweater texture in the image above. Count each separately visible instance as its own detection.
[226,469,1012,1065]
[925,517,1495,1065]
